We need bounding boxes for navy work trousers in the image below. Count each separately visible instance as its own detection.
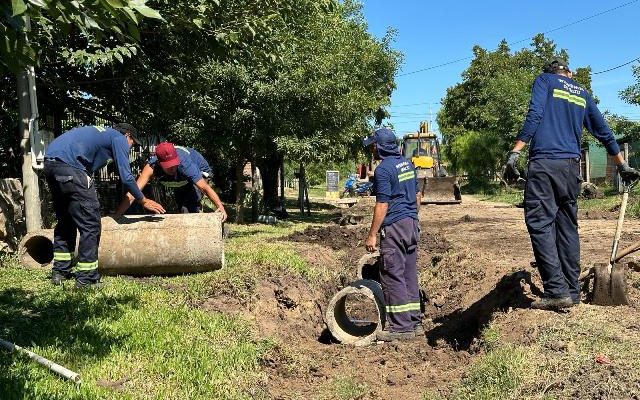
[174,184,202,213]
[44,160,101,284]
[524,158,581,301]
[379,217,421,332]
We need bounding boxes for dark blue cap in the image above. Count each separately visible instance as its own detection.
[363,127,397,147]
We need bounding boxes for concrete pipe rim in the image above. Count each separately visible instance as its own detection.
[20,233,54,267]
[325,279,386,346]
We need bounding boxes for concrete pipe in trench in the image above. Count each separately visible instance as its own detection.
[19,213,224,276]
[325,279,386,346]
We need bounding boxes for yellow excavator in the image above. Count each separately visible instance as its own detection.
[401,122,461,204]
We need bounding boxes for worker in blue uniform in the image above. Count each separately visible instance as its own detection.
[44,123,166,288]
[114,141,227,220]
[506,59,640,310]
[363,127,423,341]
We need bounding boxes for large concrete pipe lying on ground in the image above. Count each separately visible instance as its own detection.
[325,279,386,346]
[19,213,224,276]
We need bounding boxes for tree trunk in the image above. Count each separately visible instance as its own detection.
[298,163,305,214]
[233,159,245,223]
[17,68,42,233]
[279,159,286,209]
[250,159,259,223]
[256,153,281,209]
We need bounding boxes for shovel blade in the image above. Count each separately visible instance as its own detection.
[592,263,629,306]
[610,263,629,305]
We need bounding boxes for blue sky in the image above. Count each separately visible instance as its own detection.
[361,0,640,135]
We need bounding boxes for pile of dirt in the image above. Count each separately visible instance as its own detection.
[579,210,618,220]
[286,225,369,251]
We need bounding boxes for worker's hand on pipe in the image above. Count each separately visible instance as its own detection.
[365,234,377,252]
[618,162,640,185]
[141,198,166,214]
[216,207,227,223]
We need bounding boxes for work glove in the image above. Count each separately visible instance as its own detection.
[617,162,640,185]
[503,151,521,183]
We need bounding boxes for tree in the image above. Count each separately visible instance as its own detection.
[103,0,399,210]
[437,34,590,182]
[620,62,640,106]
[0,0,162,74]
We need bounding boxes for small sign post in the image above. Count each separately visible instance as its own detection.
[326,170,340,199]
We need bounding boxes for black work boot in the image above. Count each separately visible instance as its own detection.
[376,329,416,342]
[51,271,73,286]
[531,296,573,310]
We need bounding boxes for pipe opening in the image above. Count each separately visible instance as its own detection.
[326,279,386,345]
[333,294,378,339]
[22,235,54,265]
[343,292,379,329]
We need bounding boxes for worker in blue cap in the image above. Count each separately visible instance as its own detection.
[363,127,423,341]
[506,58,640,309]
[43,123,165,289]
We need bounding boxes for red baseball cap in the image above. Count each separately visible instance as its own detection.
[155,142,180,169]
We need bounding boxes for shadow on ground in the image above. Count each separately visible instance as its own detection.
[426,270,543,351]
[0,285,139,395]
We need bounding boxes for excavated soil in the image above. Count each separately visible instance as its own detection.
[203,197,640,399]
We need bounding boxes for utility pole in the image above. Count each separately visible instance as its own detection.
[17,16,43,232]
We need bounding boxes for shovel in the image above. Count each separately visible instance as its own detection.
[591,179,639,306]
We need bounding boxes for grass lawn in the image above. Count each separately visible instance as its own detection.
[0,218,320,400]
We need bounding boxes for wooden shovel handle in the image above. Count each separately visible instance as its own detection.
[614,240,640,263]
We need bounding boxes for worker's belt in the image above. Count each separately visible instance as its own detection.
[75,261,98,271]
[552,89,586,108]
[385,302,421,313]
[160,180,189,188]
[53,252,73,261]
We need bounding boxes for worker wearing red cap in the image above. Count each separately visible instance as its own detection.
[115,142,227,221]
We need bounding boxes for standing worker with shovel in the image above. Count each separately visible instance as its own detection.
[505,59,640,310]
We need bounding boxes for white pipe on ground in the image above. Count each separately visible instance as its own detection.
[0,339,81,384]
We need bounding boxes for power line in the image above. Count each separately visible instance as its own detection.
[593,56,640,74]
[397,0,638,77]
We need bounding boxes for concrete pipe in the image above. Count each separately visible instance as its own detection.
[325,279,386,346]
[356,251,381,282]
[19,213,224,276]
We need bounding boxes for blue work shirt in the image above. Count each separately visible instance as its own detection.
[45,126,144,201]
[148,146,211,188]
[517,73,620,160]
[374,144,419,227]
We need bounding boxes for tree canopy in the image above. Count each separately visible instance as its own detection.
[620,62,640,107]
[1,0,401,209]
[437,34,592,182]
[0,0,162,73]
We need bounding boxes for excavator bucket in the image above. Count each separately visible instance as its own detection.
[421,176,462,205]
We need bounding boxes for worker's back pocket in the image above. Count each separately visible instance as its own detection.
[55,175,75,194]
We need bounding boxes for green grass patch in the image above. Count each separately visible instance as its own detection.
[0,266,270,400]
[450,345,530,400]
[155,221,319,304]
[330,376,369,400]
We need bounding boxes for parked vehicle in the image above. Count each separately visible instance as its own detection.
[341,173,374,198]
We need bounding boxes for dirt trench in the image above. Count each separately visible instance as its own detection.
[202,217,530,398]
[201,197,640,399]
